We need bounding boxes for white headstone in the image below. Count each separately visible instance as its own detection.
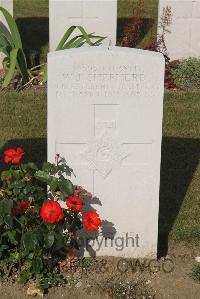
[0,0,13,68]
[48,47,165,258]
[49,0,117,51]
[158,0,200,60]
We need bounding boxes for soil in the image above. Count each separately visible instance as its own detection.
[0,241,199,299]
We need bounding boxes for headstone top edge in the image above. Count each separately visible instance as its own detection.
[48,46,165,61]
[49,0,117,2]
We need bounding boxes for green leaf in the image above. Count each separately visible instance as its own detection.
[56,25,77,50]
[55,25,106,51]
[18,270,32,285]
[16,47,29,83]
[0,31,12,55]
[44,234,55,249]
[0,6,22,48]
[63,33,106,49]
[35,170,51,183]
[62,34,87,49]
[49,177,58,193]
[9,251,19,263]
[2,47,18,88]
[12,170,22,180]
[0,245,9,252]
[28,252,34,260]
[0,199,13,215]
[4,215,13,227]
[65,36,87,49]
[1,169,12,180]
[92,36,107,46]
[34,204,40,213]
[42,162,52,172]
[37,277,49,291]
[0,7,29,86]
[0,215,3,225]
[19,215,28,225]
[32,257,43,274]
[9,180,26,189]
[75,26,93,45]
[42,64,47,82]
[23,231,38,251]
[26,162,38,170]
[7,230,17,244]
[58,178,74,197]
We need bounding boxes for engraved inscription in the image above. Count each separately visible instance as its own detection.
[55,64,149,99]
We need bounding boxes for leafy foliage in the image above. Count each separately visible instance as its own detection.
[191,264,200,282]
[0,6,29,87]
[56,25,105,50]
[0,7,105,88]
[171,57,200,90]
[0,151,101,293]
[42,25,106,82]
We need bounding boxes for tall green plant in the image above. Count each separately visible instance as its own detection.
[56,25,105,50]
[0,7,106,88]
[42,25,106,82]
[0,6,29,88]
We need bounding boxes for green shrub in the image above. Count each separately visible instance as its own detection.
[171,57,200,90]
[0,147,103,293]
[192,264,200,282]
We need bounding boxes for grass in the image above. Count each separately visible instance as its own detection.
[159,91,200,243]
[13,0,158,65]
[14,0,49,18]
[117,0,158,48]
[0,90,199,243]
[0,89,47,168]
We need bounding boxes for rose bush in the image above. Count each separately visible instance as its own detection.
[0,148,102,292]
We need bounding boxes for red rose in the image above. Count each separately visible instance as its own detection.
[40,201,64,224]
[4,147,25,164]
[66,196,83,212]
[83,211,102,231]
[18,201,29,209]
[12,201,29,216]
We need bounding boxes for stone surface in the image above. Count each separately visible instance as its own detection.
[0,0,13,68]
[158,0,200,60]
[195,256,200,263]
[48,46,165,258]
[49,0,117,50]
